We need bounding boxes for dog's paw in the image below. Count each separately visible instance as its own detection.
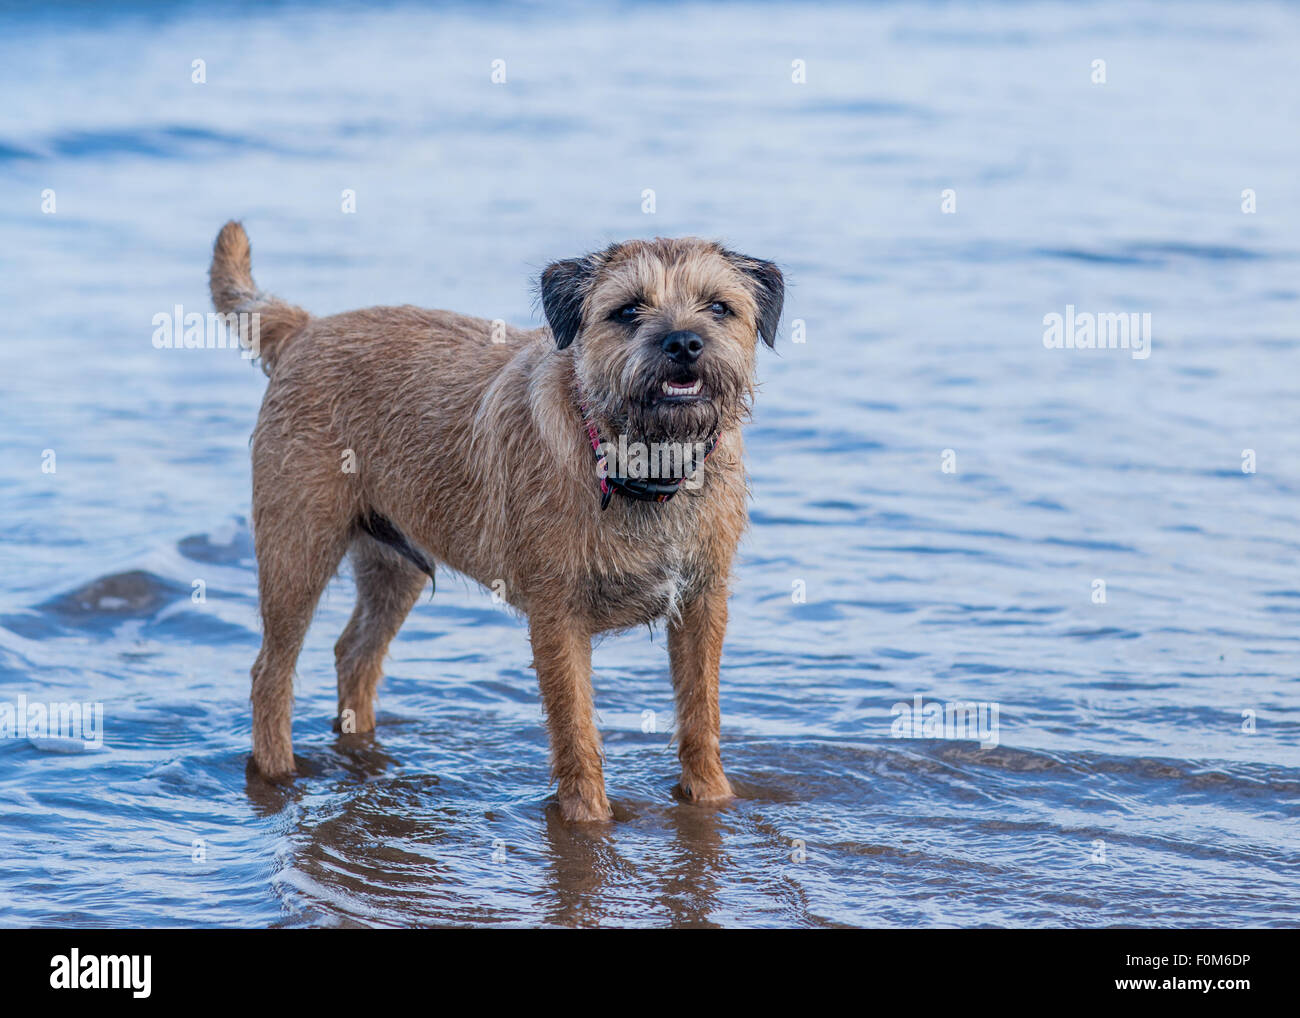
[252,761,297,784]
[251,744,297,783]
[558,789,614,823]
[676,772,735,806]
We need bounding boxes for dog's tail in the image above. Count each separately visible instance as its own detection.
[209,221,311,375]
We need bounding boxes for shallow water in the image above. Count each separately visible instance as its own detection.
[1,0,1298,927]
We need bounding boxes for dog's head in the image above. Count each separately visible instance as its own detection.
[540,238,783,443]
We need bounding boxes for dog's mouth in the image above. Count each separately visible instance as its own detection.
[653,376,706,403]
[616,365,734,443]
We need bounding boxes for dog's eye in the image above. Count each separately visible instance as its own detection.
[612,304,640,324]
[708,301,729,318]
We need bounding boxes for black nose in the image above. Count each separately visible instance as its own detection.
[661,330,704,365]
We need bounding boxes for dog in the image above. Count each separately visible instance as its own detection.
[209,221,782,822]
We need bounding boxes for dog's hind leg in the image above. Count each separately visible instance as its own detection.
[249,480,352,781]
[334,537,429,735]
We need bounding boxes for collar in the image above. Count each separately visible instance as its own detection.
[576,391,721,511]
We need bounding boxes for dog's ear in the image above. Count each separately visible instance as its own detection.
[539,255,598,350]
[726,252,784,348]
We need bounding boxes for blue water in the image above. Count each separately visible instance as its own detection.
[1,0,1298,927]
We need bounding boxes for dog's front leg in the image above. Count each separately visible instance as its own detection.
[668,584,735,805]
[529,615,612,822]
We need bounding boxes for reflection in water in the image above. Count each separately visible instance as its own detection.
[540,804,624,928]
[661,805,730,929]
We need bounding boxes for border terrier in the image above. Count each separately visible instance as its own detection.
[210,221,783,822]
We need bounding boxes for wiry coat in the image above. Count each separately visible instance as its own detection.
[210,221,782,822]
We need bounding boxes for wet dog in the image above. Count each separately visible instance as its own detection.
[210,221,782,821]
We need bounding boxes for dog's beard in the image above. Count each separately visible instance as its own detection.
[581,349,750,445]
[631,397,724,445]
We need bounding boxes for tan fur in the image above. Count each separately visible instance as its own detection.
[211,221,782,822]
